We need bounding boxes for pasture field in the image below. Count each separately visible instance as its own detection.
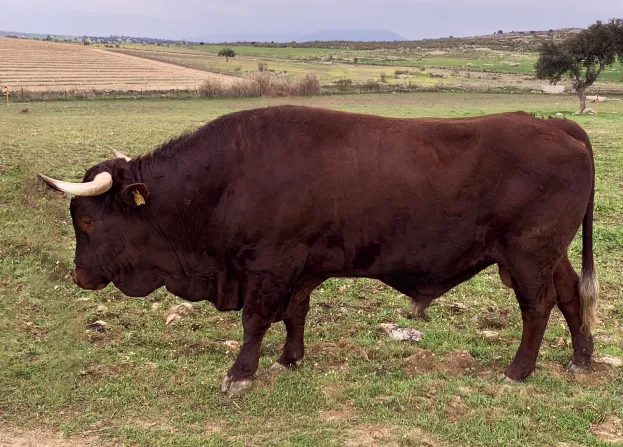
[1,93,622,447]
[0,38,239,92]
[107,43,623,87]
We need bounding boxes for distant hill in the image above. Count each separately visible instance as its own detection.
[192,29,407,44]
[300,29,407,42]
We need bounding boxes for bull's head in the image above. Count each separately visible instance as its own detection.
[38,150,163,297]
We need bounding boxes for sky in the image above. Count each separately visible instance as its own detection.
[1,0,621,42]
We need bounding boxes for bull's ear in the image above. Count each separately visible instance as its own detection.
[120,183,150,207]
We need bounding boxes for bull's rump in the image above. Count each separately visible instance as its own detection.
[216,106,593,277]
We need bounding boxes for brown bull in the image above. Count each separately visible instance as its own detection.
[39,105,598,395]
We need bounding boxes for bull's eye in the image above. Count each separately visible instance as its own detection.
[78,214,95,233]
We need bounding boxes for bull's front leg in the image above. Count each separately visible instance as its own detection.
[272,278,324,370]
[221,274,285,395]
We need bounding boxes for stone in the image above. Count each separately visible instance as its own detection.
[594,355,623,368]
[224,340,240,350]
[380,324,423,341]
[450,302,467,313]
[480,330,499,339]
[379,323,398,333]
[87,320,109,333]
[164,303,196,325]
[587,95,610,102]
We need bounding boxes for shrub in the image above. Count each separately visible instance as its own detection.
[360,79,380,92]
[335,79,354,92]
[198,78,225,97]
[294,73,321,96]
[258,61,268,72]
[379,72,388,82]
[198,72,321,98]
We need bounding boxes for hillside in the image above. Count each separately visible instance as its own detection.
[212,28,582,51]
[0,37,239,92]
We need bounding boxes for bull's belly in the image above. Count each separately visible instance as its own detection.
[307,234,492,284]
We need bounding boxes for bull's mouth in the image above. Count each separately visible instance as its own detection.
[71,267,110,291]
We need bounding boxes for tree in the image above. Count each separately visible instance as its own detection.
[497,30,503,35]
[536,19,623,112]
[218,48,236,61]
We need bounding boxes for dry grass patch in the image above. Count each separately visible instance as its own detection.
[404,349,489,378]
[199,72,321,98]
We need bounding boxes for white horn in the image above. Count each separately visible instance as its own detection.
[112,149,131,161]
[38,172,113,196]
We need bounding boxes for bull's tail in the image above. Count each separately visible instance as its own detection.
[579,175,598,331]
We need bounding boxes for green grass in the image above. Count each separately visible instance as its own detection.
[1,93,622,446]
[107,43,623,84]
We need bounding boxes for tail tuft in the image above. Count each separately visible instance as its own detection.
[579,267,598,331]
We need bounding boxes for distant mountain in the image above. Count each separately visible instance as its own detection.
[192,29,407,44]
[191,32,300,44]
[300,29,407,42]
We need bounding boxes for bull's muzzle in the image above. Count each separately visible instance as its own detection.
[72,267,108,291]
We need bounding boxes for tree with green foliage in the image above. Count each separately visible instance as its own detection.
[218,48,236,61]
[536,19,623,112]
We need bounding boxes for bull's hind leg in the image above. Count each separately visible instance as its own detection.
[554,256,594,371]
[505,260,557,381]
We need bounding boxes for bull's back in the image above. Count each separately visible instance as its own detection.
[221,107,593,275]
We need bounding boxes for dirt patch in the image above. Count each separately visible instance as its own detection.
[445,395,470,423]
[319,405,357,422]
[343,424,398,447]
[342,424,447,447]
[405,427,449,447]
[538,361,613,386]
[478,309,510,329]
[404,349,487,377]
[0,424,98,447]
[591,414,623,443]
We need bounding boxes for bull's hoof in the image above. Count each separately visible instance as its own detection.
[497,373,517,383]
[566,361,589,374]
[270,359,302,371]
[220,375,253,395]
[270,362,288,371]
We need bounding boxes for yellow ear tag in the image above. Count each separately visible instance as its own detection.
[133,190,146,206]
